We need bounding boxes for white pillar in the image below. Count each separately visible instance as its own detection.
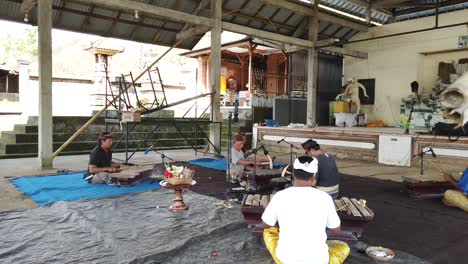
[209,0,222,155]
[306,1,319,127]
[38,0,53,169]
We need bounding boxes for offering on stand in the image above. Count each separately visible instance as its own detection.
[160,165,196,211]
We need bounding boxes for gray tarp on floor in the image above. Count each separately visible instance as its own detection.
[0,189,428,264]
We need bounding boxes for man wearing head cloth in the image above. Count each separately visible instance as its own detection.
[84,132,123,184]
[261,156,349,264]
[302,139,340,199]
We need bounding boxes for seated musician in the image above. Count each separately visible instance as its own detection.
[230,135,262,185]
[261,156,350,264]
[442,170,468,212]
[84,132,123,184]
[302,139,340,199]
[238,132,271,164]
[238,132,251,157]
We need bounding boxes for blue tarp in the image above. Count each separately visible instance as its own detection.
[187,158,285,171]
[187,158,228,171]
[10,172,161,207]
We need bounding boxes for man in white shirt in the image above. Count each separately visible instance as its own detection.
[229,135,262,186]
[261,156,350,264]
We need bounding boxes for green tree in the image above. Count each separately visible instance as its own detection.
[0,27,38,63]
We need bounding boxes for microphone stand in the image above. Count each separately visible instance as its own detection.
[412,146,436,175]
[226,99,239,194]
[226,112,233,194]
[148,147,175,166]
[278,138,300,165]
[405,93,418,135]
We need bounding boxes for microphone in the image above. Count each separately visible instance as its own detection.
[144,145,154,155]
[429,147,436,158]
[277,137,286,144]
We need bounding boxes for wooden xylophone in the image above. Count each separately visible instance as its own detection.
[109,164,155,186]
[240,194,374,241]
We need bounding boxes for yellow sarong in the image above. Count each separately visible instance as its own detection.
[263,227,350,264]
[443,190,468,212]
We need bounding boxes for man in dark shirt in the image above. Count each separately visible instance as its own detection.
[84,132,122,184]
[302,139,340,198]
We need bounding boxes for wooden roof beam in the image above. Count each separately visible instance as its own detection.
[70,0,330,48]
[20,0,37,13]
[71,0,212,27]
[319,46,368,59]
[222,22,314,47]
[176,25,210,41]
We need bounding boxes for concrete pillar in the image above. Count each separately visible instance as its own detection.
[306,1,319,127]
[209,0,222,155]
[17,59,30,120]
[38,0,53,169]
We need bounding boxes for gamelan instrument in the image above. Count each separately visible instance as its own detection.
[240,194,374,241]
[242,168,286,192]
[256,154,274,169]
[109,164,155,186]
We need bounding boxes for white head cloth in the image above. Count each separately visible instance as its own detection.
[293,157,318,174]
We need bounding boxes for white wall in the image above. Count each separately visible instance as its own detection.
[24,80,94,116]
[344,9,468,126]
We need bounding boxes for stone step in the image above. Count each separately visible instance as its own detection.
[13,122,210,134]
[25,116,209,130]
[0,138,207,155]
[0,131,212,144]
[13,124,38,134]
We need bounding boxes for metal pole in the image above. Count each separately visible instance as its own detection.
[195,68,198,156]
[125,122,129,162]
[420,152,424,175]
[227,113,232,191]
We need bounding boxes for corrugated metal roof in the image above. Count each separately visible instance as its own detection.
[396,0,468,22]
[1,0,466,51]
[320,0,390,24]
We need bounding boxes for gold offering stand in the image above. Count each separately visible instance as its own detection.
[160,179,196,211]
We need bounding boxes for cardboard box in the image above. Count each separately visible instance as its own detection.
[333,101,350,113]
[121,109,141,122]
